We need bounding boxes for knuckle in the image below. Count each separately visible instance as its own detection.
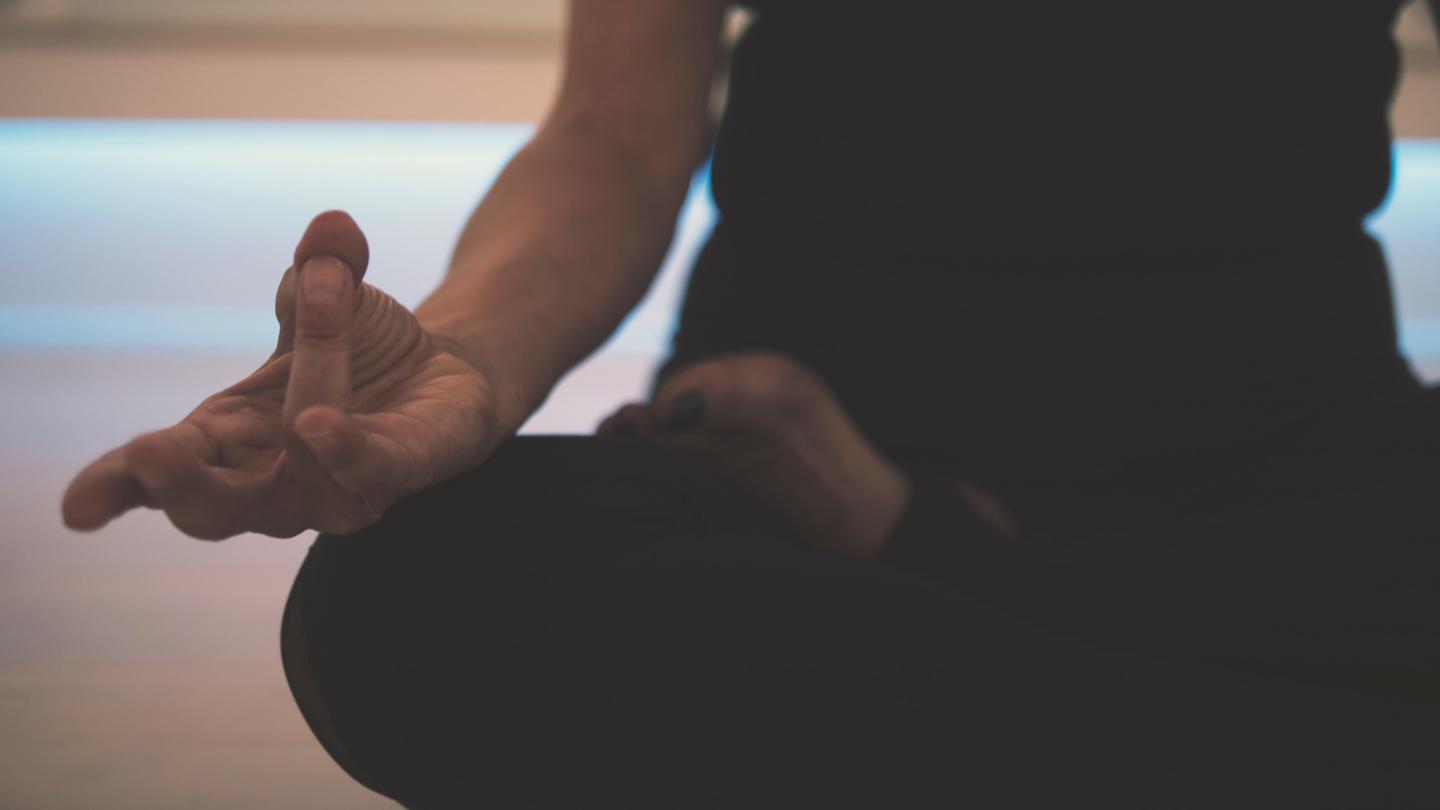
[294,312,351,346]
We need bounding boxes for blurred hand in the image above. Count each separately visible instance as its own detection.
[596,352,913,556]
[61,211,499,540]
[596,352,1022,555]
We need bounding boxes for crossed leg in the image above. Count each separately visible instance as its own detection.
[281,430,1438,809]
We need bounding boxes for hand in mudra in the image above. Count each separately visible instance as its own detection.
[62,211,498,539]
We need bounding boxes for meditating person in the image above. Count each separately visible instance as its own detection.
[62,0,1440,806]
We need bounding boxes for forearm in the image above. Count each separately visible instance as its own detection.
[415,124,692,436]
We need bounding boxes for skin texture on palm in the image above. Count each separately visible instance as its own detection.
[61,211,498,540]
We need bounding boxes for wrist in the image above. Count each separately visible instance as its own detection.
[421,319,553,442]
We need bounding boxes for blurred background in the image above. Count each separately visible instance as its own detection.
[1,2,1438,807]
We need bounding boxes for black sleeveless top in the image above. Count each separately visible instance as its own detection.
[662,0,1423,487]
[710,0,1407,257]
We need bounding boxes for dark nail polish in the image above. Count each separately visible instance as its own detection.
[665,390,705,429]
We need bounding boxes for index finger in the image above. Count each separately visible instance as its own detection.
[292,210,370,286]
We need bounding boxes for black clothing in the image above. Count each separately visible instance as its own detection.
[670,0,1422,491]
[712,0,1406,258]
[659,225,1415,518]
[280,4,1440,806]
[282,386,1440,807]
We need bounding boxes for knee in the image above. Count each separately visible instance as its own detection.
[279,579,379,795]
[281,557,446,805]
[283,435,788,803]
[285,433,723,730]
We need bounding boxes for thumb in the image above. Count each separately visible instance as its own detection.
[273,210,370,358]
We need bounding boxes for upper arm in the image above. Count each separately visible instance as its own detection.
[544,0,727,185]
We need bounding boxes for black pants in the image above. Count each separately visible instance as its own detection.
[282,382,1440,809]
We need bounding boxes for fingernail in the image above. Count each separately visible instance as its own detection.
[664,391,705,429]
[302,256,346,305]
[612,422,637,439]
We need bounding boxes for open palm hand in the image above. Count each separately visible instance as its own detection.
[62,211,498,540]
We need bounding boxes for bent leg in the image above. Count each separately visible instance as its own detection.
[284,435,1381,808]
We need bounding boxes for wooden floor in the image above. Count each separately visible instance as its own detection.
[1,119,1438,808]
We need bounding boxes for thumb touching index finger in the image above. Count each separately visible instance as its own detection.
[273,210,369,360]
[293,210,369,284]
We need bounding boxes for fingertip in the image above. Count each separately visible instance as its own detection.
[654,361,736,426]
[596,415,637,439]
[60,492,107,531]
[59,445,120,527]
[294,210,370,282]
[60,476,94,529]
[597,403,658,438]
[65,512,111,532]
[61,464,146,532]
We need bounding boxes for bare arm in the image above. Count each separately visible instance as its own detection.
[415,0,726,437]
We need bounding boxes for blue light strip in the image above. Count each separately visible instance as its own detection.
[1,121,1437,359]
[4,305,1437,357]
